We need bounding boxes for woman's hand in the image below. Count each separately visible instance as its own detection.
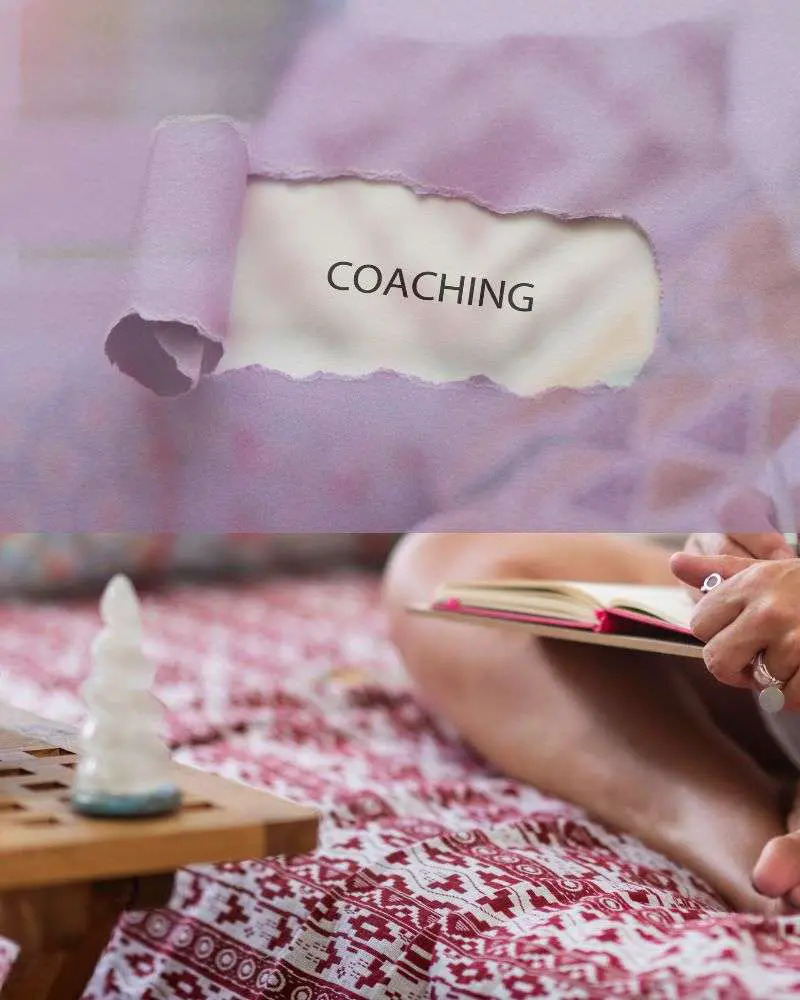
[670,551,800,706]
[680,533,794,602]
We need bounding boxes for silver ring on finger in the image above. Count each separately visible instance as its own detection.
[751,650,787,714]
[701,573,723,594]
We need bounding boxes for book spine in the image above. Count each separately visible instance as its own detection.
[595,610,616,633]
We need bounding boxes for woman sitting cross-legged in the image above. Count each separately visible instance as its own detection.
[384,530,800,914]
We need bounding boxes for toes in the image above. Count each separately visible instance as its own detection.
[753,835,800,899]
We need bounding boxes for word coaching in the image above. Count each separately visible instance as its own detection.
[327,262,535,313]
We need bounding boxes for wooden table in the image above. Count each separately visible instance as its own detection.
[0,705,319,1000]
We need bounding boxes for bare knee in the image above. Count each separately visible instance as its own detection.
[384,533,451,660]
[383,532,521,654]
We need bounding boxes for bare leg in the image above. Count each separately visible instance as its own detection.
[384,532,790,913]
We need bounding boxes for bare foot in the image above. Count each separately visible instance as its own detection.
[752,780,800,910]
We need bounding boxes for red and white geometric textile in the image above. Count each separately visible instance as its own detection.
[2,574,800,999]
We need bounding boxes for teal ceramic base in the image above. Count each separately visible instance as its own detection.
[71,783,182,818]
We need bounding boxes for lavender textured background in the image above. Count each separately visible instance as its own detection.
[3,1,800,530]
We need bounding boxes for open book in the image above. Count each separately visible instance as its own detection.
[412,579,703,656]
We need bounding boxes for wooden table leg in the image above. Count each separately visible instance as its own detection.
[0,873,175,1000]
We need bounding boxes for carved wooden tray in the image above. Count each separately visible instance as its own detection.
[0,706,318,891]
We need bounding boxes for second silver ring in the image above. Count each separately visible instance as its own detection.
[751,650,786,714]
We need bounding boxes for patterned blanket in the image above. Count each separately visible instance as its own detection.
[1,574,800,999]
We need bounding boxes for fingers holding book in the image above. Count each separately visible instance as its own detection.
[679,532,794,602]
[670,552,800,711]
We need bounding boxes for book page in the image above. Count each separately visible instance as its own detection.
[556,582,694,627]
[434,580,602,623]
[436,580,694,629]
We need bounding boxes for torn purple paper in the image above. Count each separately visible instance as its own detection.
[105,118,249,395]
[5,2,800,530]
[106,17,745,400]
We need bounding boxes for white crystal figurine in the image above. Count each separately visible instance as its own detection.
[73,575,178,811]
